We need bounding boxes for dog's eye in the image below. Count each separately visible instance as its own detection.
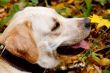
[52,22,60,31]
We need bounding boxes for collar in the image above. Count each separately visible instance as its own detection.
[0,43,50,73]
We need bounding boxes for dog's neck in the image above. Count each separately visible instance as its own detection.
[0,43,48,73]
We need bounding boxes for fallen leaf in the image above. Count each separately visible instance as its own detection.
[90,14,110,29]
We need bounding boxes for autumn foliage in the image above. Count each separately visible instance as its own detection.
[0,0,110,73]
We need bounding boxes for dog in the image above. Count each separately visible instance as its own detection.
[0,7,90,73]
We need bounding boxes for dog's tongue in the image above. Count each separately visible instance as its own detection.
[71,40,90,49]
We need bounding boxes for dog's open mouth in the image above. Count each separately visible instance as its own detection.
[57,40,89,55]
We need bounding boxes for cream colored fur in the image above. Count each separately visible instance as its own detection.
[0,7,90,73]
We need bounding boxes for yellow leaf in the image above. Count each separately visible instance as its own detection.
[90,14,102,23]
[107,10,110,14]
[67,0,74,4]
[52,3,65,9]
[89,14,110,29]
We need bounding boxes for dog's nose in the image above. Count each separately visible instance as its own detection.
[84,18,90,28]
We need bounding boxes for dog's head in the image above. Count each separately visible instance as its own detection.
[0,7,90,68]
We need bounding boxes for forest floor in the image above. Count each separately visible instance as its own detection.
[0,0,110,73]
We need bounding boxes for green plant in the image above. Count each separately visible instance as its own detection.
[82,0,92,17]
[0,0,10,6]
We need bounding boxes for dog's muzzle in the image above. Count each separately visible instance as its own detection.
[56,18,90,55]
[84,18,91,29]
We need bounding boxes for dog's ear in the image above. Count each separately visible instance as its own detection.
[4,20,39,64]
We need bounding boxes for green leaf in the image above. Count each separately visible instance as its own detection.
[81,50,92,61]
[55,7,72,17]
[56,8,65,13]
[84,50,92,57]
[103,69,110,73]
[9,4,20,16]
[103,15,110,19]
[0,4,20,26]
[91,52,100,62]
[30,0,39,5]
[96,0,107,6]
[0,16,12,27]
[85,0,92,8]
[107,0,110,3]
[83,0,92,17]
[0,0,10,6]
[55,8,66,16]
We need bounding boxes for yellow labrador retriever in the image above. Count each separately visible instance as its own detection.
[0,7,90,73]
